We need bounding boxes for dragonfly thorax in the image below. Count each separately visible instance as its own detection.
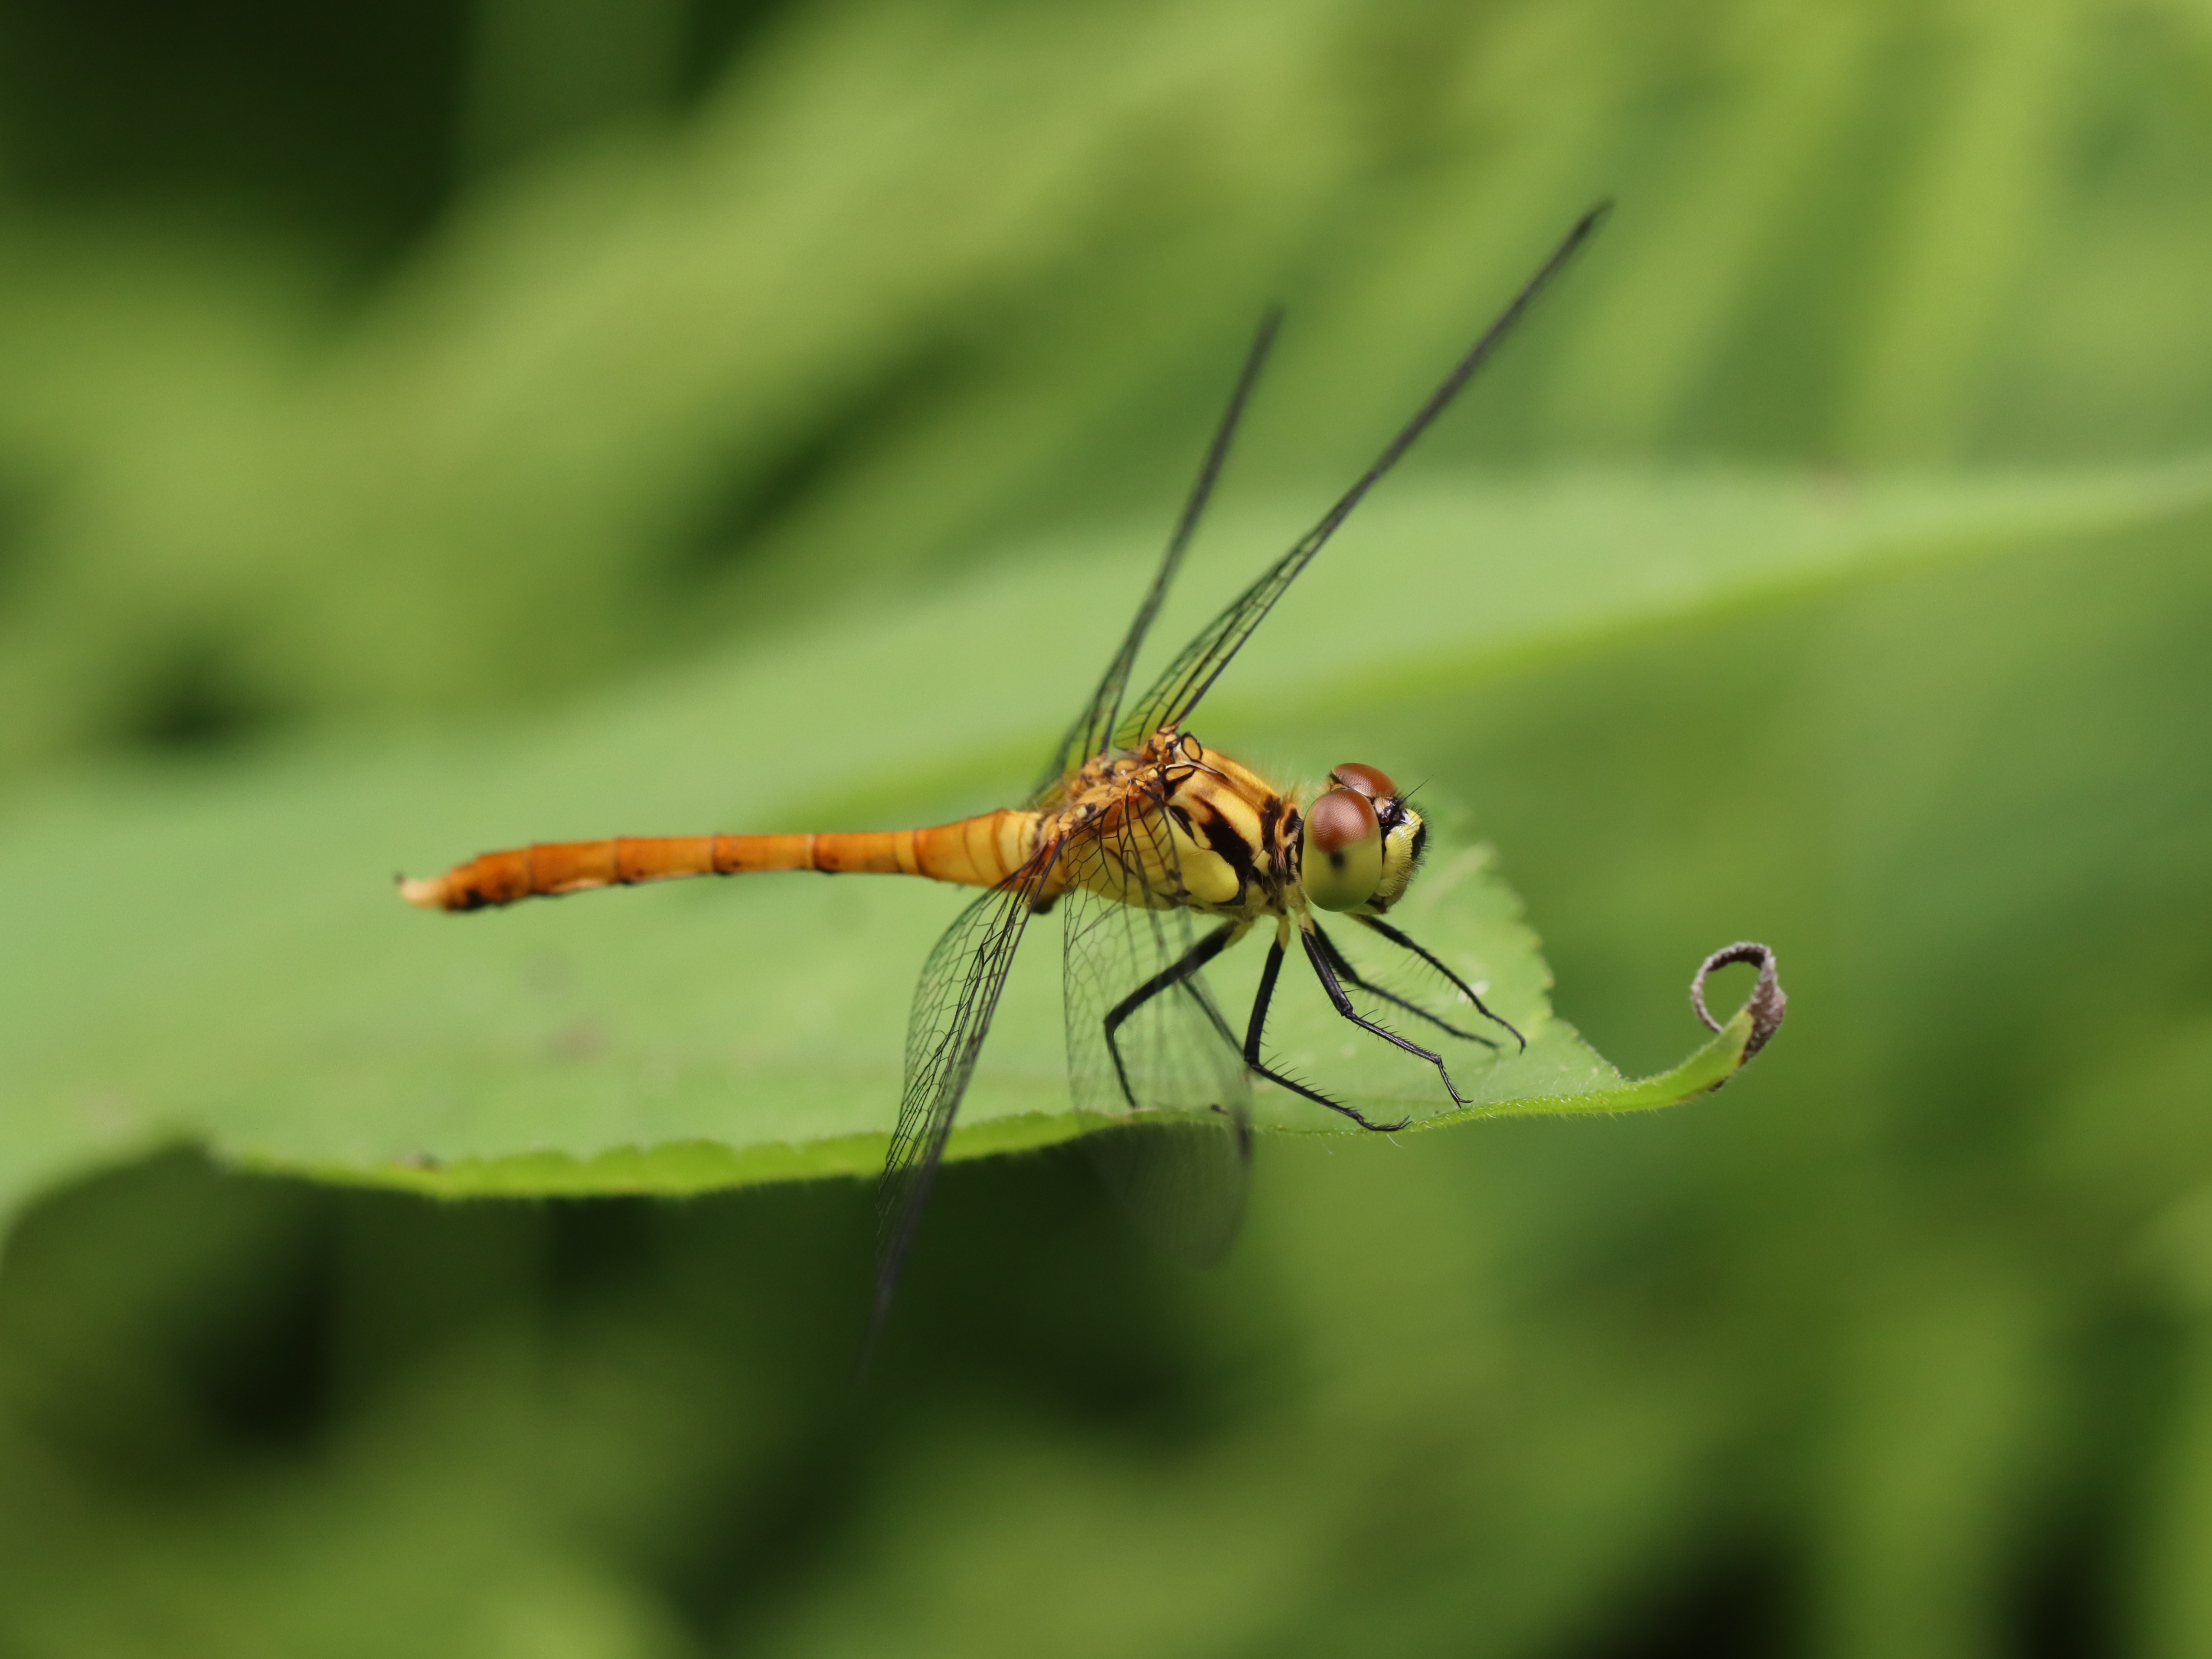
[1052,729,1296,920]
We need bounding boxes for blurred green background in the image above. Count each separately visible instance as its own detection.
[2,0,2212,1652]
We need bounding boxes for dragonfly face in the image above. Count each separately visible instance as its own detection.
[1299,761,1428,916]
[396,205,1608,1354]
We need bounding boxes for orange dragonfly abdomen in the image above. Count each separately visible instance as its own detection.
[398,809,1046,912]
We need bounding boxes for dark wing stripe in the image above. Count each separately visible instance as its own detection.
[869,843,1060,1358]
[1031,310,1282,799]
[1122,204,1610,744]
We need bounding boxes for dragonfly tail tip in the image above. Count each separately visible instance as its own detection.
[396,872,447,910]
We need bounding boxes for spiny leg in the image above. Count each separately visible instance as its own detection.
[1103,921,1245,1111]
[1242,925,1409,1133]
[1353,914,1525,1051]
[1309,921,1499,1048]
[1301,926,1470,1107]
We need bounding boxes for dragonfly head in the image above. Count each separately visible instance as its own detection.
[1300,763,1428,914]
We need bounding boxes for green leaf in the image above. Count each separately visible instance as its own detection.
[2,461,2202,1218]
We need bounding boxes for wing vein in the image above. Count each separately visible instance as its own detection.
[1123,205,1610,742]
[1032,310,1281,797]
[871,842,1061,1353]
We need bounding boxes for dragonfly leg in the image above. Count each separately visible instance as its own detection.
[1352,916,1525,1051]
[1310,922,1500,1048]
[1242,924,1410,1132]
[1103,921,1246,1113]
[1301,925,1471,1107]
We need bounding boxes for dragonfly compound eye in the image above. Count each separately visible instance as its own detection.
[1328,762,1399,800]
[1301,787,1384,912]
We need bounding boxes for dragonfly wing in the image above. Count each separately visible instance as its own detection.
[1030,311,1281,801]
[1059,803,1253,1267]
[874,846,1058,1342]
[1121,205,1610,745]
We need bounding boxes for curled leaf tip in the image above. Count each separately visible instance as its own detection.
[1692,941,1787,1060]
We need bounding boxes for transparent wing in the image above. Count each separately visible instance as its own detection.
[1030,310,1281,801]
[873,845,1059,1342]
[1120,205,1609,746]
[1058,798,1253,1267]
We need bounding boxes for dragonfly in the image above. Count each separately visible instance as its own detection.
[400,205,1608,1339]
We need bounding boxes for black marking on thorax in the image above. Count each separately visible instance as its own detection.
[1256,794,1291,884]
[1181,774,1282,908]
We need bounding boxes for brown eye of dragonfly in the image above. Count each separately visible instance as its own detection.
[1301,787,1384,912]
[1329,762,1399,800]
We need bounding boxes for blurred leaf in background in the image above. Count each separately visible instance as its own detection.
[1,0,2211,1655]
